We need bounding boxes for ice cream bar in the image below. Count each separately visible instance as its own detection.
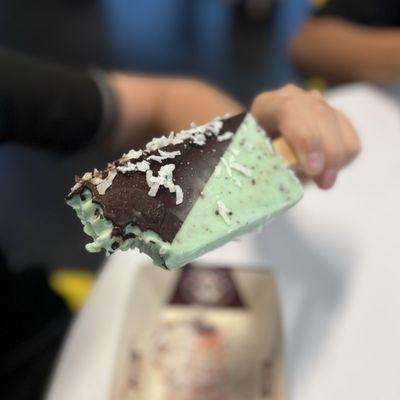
[66,113,303,269]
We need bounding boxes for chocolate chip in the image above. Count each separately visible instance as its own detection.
[111,241,120,250]
[252,179,256,185]
[80,193,86,201]
[215,210,219,215]
[112,227,121,236]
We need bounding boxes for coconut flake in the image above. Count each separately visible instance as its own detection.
[70,182,82,193]
[147,149,181,163]
[145,135,172,152]
[159,163,175,177]
[136,160,150,172]
[125,149,142,160]
[159,149,181,158]
[117,161,137,173]
[146,170,153,186]
[119,149,143,164]
[208,120,223,135]
[146,164,179,199]
[230,162,252,177]
[217,200,232,225]
[96,169,117,195]
[192,132,206,146]
[148,183,160,197]
[81,172,93,181]
[175,185,183,205]
[217,131,234,142]
[90,177,104,185]
[220,157,232,177]
[146,155,165,163]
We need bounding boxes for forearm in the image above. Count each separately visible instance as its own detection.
[108,73,243,150]
[291,18,400,83]
[156,78,242,132]
[0,49,104,153]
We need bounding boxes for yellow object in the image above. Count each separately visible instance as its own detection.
[306,76,328,93]
[312,0,328,9]
[49,269,95,311]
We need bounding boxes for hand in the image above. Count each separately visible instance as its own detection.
[251,84,360,189]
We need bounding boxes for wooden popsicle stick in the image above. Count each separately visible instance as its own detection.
[272,137,297,167]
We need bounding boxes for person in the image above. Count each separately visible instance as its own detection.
[0,49,359,189]
[0,48,359,399]
[290,0,400,84]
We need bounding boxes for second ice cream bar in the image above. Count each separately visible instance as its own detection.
[67,113,303,269]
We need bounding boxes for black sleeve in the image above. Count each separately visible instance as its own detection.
[0,49,106,153]
[313,0,400,27]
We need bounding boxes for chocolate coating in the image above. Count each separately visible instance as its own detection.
[69,113,246,243]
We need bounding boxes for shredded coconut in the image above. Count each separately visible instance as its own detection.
[81,172,93,181]
[117,162,137,173]
[97,169,117,195]
[148,183,160,197]
[146,170,153,187]
[175,185,183,205]
[72,115,233,203]
[217,131,234,142]
[217,200,232,225]
[159,149,181,158]
[220,157,232,177]
[135,160,149,171]
[192,132,206,146]
[70,182,82,193]
[230,162,252,177]
[90,177,104,185]
[125,149,143,160]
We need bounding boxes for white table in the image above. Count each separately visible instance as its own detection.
[47,84,400,400]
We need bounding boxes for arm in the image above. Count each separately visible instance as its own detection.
[0,50,359,189]
[107,73,242,150]
[0,49,103,153]
[291,17,400,83]
[0,49,242,153]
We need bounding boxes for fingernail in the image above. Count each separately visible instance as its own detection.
[307,152,324,174]
[322,168,337,189]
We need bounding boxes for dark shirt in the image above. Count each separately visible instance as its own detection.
[0,49,114,153]
[314,0,400,27]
